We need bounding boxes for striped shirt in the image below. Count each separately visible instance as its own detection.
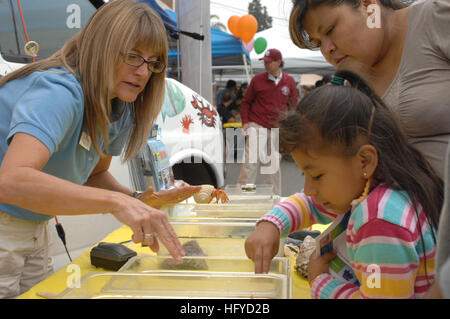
[259,184,436,299]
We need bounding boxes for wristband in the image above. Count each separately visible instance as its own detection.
[132,191,143,198]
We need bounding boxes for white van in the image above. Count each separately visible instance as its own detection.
[0,0,224,269]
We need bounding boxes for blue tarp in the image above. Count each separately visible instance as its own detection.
[165,9,250,67]
[139,0,177,31]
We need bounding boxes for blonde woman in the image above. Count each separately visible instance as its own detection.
[0,0,199,298]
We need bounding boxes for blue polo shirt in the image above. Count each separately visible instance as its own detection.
[0,67,133,222]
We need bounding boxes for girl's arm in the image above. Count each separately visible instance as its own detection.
[245,193,334,273]
[311,219,430,299]
[258,192,334,237]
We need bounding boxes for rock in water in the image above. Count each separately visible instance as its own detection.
[161,240,208,270]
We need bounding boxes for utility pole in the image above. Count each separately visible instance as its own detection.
[176,0,213,103]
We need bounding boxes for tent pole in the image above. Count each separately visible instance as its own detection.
[177,38,180,80]
[243,53,251,83]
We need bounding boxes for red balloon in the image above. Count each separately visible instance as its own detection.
[227,15,241,38]
[238,14,258,43]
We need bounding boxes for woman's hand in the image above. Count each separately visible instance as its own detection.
[138,185,202,209]
[111,194,185,262]
[308,250,337,283]
[244,221,280,274]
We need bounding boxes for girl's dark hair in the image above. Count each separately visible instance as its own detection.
[289,0,407,49]
[278,70,443,280]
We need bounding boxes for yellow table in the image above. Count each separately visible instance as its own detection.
[18,224,326,299]
[222,122,242,129]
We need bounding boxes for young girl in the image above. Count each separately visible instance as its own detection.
[245,70,443,299]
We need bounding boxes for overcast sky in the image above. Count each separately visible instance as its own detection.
[210,0,294,30]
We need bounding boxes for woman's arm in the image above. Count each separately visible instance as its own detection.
[84,155,134,196]
[0,133,185,261]
[83,154,201,209]
[0,133,126,215]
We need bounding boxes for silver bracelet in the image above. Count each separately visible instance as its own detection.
[132,191,143,198]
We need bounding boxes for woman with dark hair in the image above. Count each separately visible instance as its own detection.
[245,70,443,298]
[288,0,450,179]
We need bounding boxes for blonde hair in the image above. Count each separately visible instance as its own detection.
[0,0,168,161]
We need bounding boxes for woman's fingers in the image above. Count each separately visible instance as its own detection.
[148,210,185,262]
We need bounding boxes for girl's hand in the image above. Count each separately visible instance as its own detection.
[308,250,337,283]
[245,221,280,274]
[138,185,202,209]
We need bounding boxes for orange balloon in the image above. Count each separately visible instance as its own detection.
[227,15,241,38]
[238,14,258,43]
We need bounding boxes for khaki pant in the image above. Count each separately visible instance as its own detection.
[238,122,281,195]
[0,211,54,299]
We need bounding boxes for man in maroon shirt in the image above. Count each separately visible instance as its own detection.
[237,48,298,195]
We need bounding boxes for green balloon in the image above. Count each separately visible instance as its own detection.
[254,37,267,54]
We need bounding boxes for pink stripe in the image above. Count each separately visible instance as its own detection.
[259,215,284,234]
[342,287,360,299]
[415,284,431,294]
[404,203,416,233]
[283,201,301,231]
[365,184,388,220]
[277,202,298,232]
[313,275,333,299]
[376,188,392,220]
[334,283,358,299]
[416,274,435,282]
[298,193,317,224]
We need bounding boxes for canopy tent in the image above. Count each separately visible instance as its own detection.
[140,0,177,32]
[165,10,251,68]
[214,25,335,82]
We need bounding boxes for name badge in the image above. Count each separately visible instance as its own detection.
[79,131,92,151]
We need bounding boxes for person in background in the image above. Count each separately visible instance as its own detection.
[215,79,237,106]
[230,91,243,122]
[245,70,443,299]
[0,0,200,298]
[238,82,248,97]
[289,0,450,179]
[217,93,237,124]
[238,48,298,195]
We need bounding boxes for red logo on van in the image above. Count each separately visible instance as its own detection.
[191,95,217,128]
[181,115,194,134]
